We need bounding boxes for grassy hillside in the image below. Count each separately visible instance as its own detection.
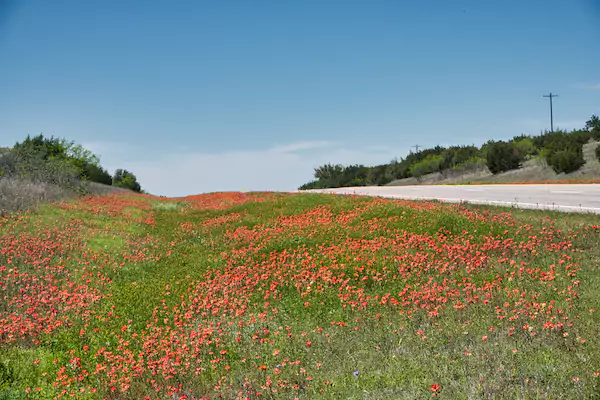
[0,134,144,215]
[0,178,130,217]
[300,117,600,190]
[2,192,600,399]
[388,140,600,186]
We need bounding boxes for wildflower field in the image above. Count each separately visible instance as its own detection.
[1,191,600,399]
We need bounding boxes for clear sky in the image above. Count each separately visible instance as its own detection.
[1,0,599,196]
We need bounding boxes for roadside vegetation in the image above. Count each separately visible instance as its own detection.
[1,191,600,398]
[0,134,143,214]
[300,114,600,190]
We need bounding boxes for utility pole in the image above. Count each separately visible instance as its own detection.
[412,144,421,153]
[543,93,558,132]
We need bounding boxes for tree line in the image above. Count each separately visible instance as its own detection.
[0,134,143,193]
[299,114,600,190]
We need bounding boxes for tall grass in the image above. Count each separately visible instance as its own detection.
[0,177,129,216]
[0,177,77,216]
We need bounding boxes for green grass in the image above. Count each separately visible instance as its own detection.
[1,192,600,399]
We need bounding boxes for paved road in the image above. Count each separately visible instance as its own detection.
[302,184,600,214]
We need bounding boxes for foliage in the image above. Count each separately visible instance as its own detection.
[2,133,143,196]
[303,164,372,189]
[547,148,585,174]
[410,154,444,180]
[112,168,142,192]
[586,114,600,136]
[0,142,83,189]
[314,163,344,182]
[299,113,600,189]
[82,163,112,185]
[510,135,537,158]
[439,145,482,170]
[534,130,591,174]
[7,134,106,186]
[451,156,486,172]
[366,164,390,186]
[298,180,323,190]
[485,140,523,174]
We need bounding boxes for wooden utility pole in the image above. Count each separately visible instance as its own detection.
[543,93,558,132]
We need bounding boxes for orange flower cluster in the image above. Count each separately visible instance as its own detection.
[1,192,596,398]
[173,192,275,211]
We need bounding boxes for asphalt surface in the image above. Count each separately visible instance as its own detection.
[302,184,600,214]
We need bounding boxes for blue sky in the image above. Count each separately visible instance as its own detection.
[1,0,599,196]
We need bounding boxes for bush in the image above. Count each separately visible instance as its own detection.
[451,157,487,173]
[0,177,78,215]
[297,113,600,189]
[410,155,444,180]
[298,181,322,190]
[0,134,145,214]
[586,115,599,134]
[439,145,482,170]
[511,136,537,158]
[367,165,391,186]
[485,141,523,174]
[547,148,585,174]
[113,169,142,192]
[82,163,112,185]
[0,145,83,190]
[595,145,600,162]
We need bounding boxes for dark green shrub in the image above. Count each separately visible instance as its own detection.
[0,145,82,189]
[82,163,112,185]
[485,141,523,174]
[586,115,599,133]
[367,165,391,186]
[547,148,585,174]
[113,169,142,192]
[410,155,444,180]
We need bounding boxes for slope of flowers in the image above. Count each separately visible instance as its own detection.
[1,192,600,399]
[173,192,276,211]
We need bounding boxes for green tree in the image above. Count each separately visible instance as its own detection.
[11,134,106,183]
[83,163,112,185]
[547,148,585,174]
[510,136,536,158]
[314,164,344,181]
[586,115,600,132]
[112,169,142,192]
[485,141,523,174]
[367,164,391,186]
[1,141,81,188]
[340,164,370,187]
[410,155,444,180]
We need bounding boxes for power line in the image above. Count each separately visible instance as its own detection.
[543,93,558,132]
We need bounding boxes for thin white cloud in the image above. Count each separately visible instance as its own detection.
[93,141,408,197]
[573,83,600,90]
